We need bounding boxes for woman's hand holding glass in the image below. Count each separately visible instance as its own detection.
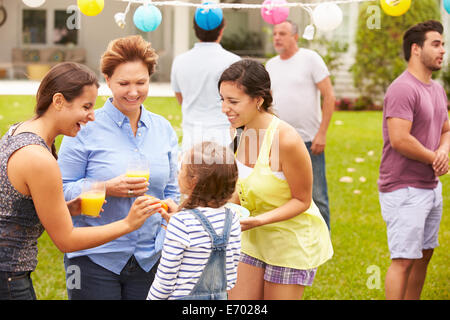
[105,174,149,198]
[67,196,108,217]
[66,197,82,217]
[79,180,106,217]
[105,155,151,198]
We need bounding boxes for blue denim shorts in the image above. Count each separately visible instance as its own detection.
[379,182,443,259]
[240,253,317,286]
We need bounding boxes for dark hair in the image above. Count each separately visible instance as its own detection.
[178,141,238,210]
[193,17,225,42]
[218,59,273,112]
[403,20,444,61]
[101,35,158,78]
[35,62,99,159]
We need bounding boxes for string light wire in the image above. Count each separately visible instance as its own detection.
[116,0,377,10]
[113,0,378,37]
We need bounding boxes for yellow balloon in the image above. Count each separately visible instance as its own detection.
[77,0,104,17]
[380,0,411,17]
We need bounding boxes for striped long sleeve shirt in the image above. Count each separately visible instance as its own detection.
[147,206,241,300]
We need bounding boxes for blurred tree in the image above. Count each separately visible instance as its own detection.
[221,28,264,57]
[351,0,441,104]
[298,37,349,85]
[442,65,450,109]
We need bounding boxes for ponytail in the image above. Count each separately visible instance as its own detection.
[35,62,99,159]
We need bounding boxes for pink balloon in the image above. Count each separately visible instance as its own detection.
[260,0,289,25]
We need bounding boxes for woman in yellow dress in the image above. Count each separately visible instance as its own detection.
[219,59,333,300]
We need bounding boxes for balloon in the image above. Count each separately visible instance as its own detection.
[444,0,450,15]
[195,2,223,31]
[22,0,46,7]
[313,3,343,31]
[380,0,411,17]
[77,0,104,17]
[260,0,289,25]
[133,4,162,32]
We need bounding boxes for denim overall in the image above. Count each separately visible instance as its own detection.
[179,208,232,300]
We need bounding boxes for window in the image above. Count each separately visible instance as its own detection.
[23,9,46,44]
[221,11,265,57]
[53,10,78,45]
[22,8,79,46]
[329,3,357,45]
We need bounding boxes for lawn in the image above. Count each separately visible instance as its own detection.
[0,96,448,300]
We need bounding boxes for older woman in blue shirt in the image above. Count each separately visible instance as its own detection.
[58,35,179,300]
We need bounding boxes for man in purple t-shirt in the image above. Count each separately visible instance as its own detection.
[378,20,449,300]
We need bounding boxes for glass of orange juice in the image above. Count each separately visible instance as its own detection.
[126,155,150,182]
[80,180,106,217]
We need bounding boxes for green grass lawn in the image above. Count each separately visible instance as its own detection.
[0,96,448,300]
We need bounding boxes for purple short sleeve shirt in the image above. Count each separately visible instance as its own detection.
[378,71,449,192]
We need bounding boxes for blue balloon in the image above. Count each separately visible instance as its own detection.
[195,2,223,31]
[444,0,450,14]
[133,4,162,32]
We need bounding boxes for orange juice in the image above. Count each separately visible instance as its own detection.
[81,192,105,216]
[126,170,150,181]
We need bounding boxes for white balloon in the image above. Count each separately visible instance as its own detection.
[22,0,46,8]
[313,3,343,32]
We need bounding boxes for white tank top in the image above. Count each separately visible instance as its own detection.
[236,158,286,181]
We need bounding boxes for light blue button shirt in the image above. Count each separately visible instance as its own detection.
[58,98,179,274]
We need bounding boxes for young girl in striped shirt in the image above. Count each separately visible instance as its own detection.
[147,141,241,300]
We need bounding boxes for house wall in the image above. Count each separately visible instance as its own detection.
[0,0,171,81]
[0,0,20,64]
[331,2,360,99]
[1,0,449,90]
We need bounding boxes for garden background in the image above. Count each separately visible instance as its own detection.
[0,0,449,300]
[0,95,448,300]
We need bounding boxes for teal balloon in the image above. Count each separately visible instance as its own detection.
[133,4,162,32]
[444,0,450,14]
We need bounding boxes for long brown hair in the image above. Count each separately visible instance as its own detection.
[178,141,238,211]
[35,62,99,159]
[218,59,273,113]
[100,35,158,78]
